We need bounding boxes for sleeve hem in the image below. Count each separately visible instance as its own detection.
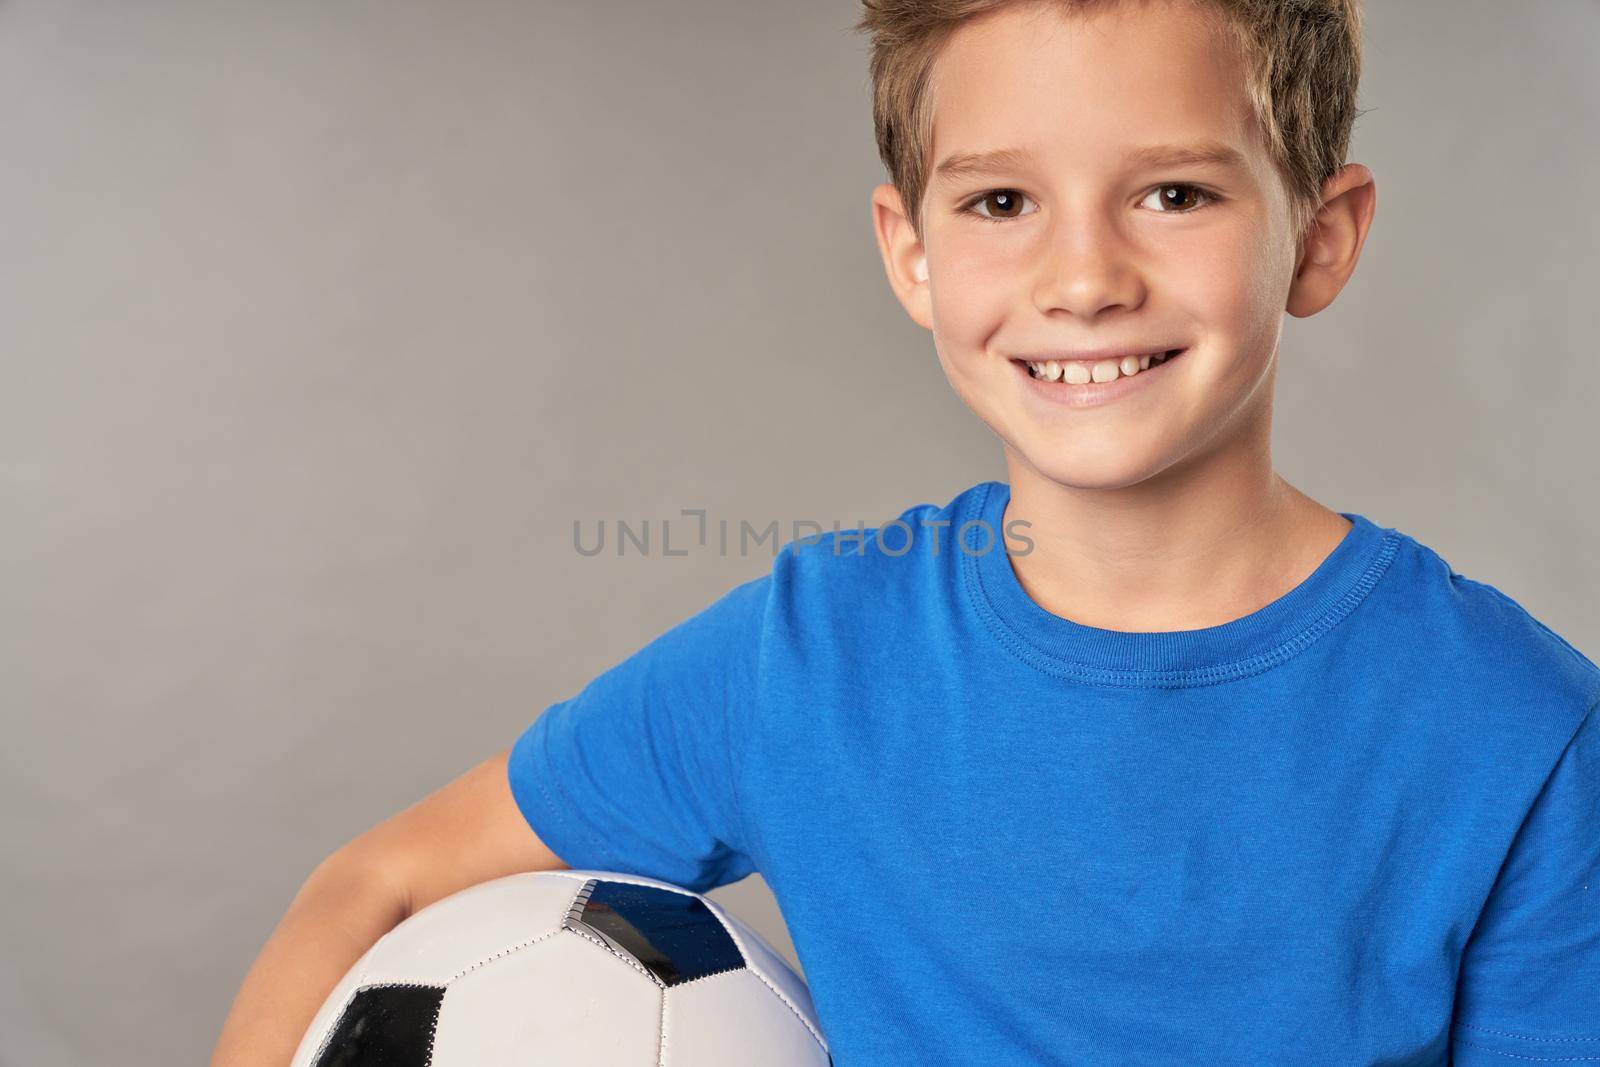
[1454,1027,1600,1063]
[507,713,621,872]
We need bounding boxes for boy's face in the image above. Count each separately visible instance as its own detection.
[873,0,1371,493]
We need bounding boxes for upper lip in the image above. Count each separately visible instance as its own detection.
[1011,346,1184,364]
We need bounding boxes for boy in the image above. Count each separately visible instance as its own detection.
[213,0,1600,1064]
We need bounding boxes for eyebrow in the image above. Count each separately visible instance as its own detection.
[933,140,1249,183]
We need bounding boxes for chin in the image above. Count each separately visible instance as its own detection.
[1014,442,1173,492]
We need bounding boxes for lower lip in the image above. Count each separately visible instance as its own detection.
[1012,349,1187,409]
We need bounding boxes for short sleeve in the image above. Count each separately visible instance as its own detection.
[506,572,769,895]
[1451,699,1600,1064]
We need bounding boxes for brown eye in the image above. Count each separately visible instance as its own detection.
[963,189,1035,222]
[980,191,1023,218]
[1143,183,1216,213]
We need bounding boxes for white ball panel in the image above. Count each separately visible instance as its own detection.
[429,927,663,1064]
[662,968,831,1067]
[360,871,586,986]
[704,903,826,1050]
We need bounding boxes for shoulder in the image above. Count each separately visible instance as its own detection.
[1375,519,1600,737]
[773,480,987,578]
[764,481,991,625]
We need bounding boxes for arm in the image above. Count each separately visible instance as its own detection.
[209,748,567,1067]
[213,565,774,1064]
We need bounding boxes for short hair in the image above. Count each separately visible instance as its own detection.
[852,0,1367,249]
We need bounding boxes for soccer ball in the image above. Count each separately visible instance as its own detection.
[289,869,832,1066]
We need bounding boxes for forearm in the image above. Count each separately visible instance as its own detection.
[209,851,409,1067]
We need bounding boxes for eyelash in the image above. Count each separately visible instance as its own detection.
[957,183,1221,224]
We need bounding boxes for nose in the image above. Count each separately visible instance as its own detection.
[1030,211,1147,321]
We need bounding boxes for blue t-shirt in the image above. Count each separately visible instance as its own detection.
[507,479,1600,1066]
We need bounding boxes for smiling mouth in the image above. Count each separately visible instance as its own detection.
[1014,348,1186,384]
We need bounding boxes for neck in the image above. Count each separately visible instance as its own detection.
[999,434,1350,634]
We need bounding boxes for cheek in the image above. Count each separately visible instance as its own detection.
[929,231,1016,338]
[1160,222,1286,344]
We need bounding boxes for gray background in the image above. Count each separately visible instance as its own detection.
[3,1,1597,1062]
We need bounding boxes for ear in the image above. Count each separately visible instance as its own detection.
[871,182,933,330]
[1286,163,1377,318]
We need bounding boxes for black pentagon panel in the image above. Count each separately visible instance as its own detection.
[311,984,445,1067]
[569,879,745,987]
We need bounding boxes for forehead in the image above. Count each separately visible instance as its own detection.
[928,0,1264,176]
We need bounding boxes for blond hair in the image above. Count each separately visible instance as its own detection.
[852,0,1366,248]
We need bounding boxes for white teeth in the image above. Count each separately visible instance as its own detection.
[1026,350,1176,383]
